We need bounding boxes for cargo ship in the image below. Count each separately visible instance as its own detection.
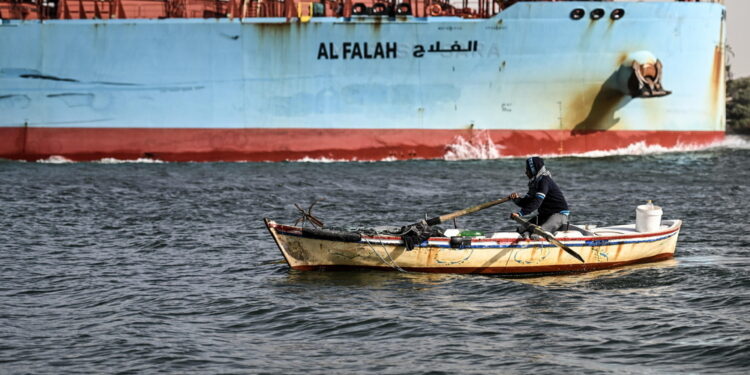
[0,0,726,161]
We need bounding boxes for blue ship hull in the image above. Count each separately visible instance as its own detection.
[0,1,726,161]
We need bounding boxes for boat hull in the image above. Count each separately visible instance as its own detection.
[265,219,682,275]
[0,2,726,161]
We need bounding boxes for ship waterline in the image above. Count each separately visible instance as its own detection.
[0,127,725,161]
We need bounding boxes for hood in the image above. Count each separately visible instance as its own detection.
[525,156,545,177]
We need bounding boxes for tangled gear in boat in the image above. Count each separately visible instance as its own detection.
[301,227,362,242]
[398,221,444,251]
[314,222,444,251]
[293,200,325,228]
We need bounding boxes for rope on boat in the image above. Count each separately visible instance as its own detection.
[363,238,407,273]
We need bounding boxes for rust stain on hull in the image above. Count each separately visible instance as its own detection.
[710,45,725,125]
[565,84,627,133]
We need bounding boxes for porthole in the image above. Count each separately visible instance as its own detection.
[371,2,387,16]
[570,8,585,20]
[611,8,625,20]
[395,2,411,16]
[352,3,366,15]
[591,8,605,20]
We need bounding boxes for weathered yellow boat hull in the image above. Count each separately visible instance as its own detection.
[265,219,681,275]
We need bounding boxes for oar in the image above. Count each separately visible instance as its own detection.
[511,214,585,263]
[423,196,512,226]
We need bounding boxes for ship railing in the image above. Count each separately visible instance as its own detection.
[0,0,511,20]
[0,0,726,21]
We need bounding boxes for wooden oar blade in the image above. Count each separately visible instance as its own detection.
[542,234,585,263]
[511,215,585,263]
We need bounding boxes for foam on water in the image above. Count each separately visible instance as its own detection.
[563,141,711,158]
[35,156,165,164]
[563,135,750,158]
[36,155,75,164]
[290,156,358,163]
[96,158,164,164]
[444,131,501,160]
[715,134,750,150]
[287,156,401,163]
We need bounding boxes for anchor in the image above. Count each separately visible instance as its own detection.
[631,58,671,98]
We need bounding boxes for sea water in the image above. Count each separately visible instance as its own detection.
[1,137,749,374]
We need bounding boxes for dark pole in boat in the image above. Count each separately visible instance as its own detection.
[511,215,585,263]
[423,197,512,226]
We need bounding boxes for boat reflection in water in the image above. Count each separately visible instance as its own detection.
[507,258,679,287]
[278,258,679,289]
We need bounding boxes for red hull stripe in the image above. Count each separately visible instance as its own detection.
[0,127,725,162]
[290,253,675,275]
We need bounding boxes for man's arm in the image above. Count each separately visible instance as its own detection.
[516,178,550,216]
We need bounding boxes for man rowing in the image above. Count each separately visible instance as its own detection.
[509,156,570,238]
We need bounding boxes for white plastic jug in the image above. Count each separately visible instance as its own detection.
[636,200,663,233]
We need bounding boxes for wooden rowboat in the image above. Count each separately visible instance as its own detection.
[264,218,681,275]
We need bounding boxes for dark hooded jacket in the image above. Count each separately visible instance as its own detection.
[513,157,569,222]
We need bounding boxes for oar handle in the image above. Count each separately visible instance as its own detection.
[425,196,512,226]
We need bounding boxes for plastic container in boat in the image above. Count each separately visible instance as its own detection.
[459,230,484,237]
[636,200,663,233]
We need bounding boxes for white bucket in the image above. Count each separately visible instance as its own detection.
[636,200,663,233]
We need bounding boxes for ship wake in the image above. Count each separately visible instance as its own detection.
[441,134,750,160]
[562,135,750,158]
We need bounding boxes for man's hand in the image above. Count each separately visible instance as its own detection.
[510,212,520,219]
[508,192,521,199]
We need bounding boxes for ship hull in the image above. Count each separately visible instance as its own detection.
[0,2,726,161]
